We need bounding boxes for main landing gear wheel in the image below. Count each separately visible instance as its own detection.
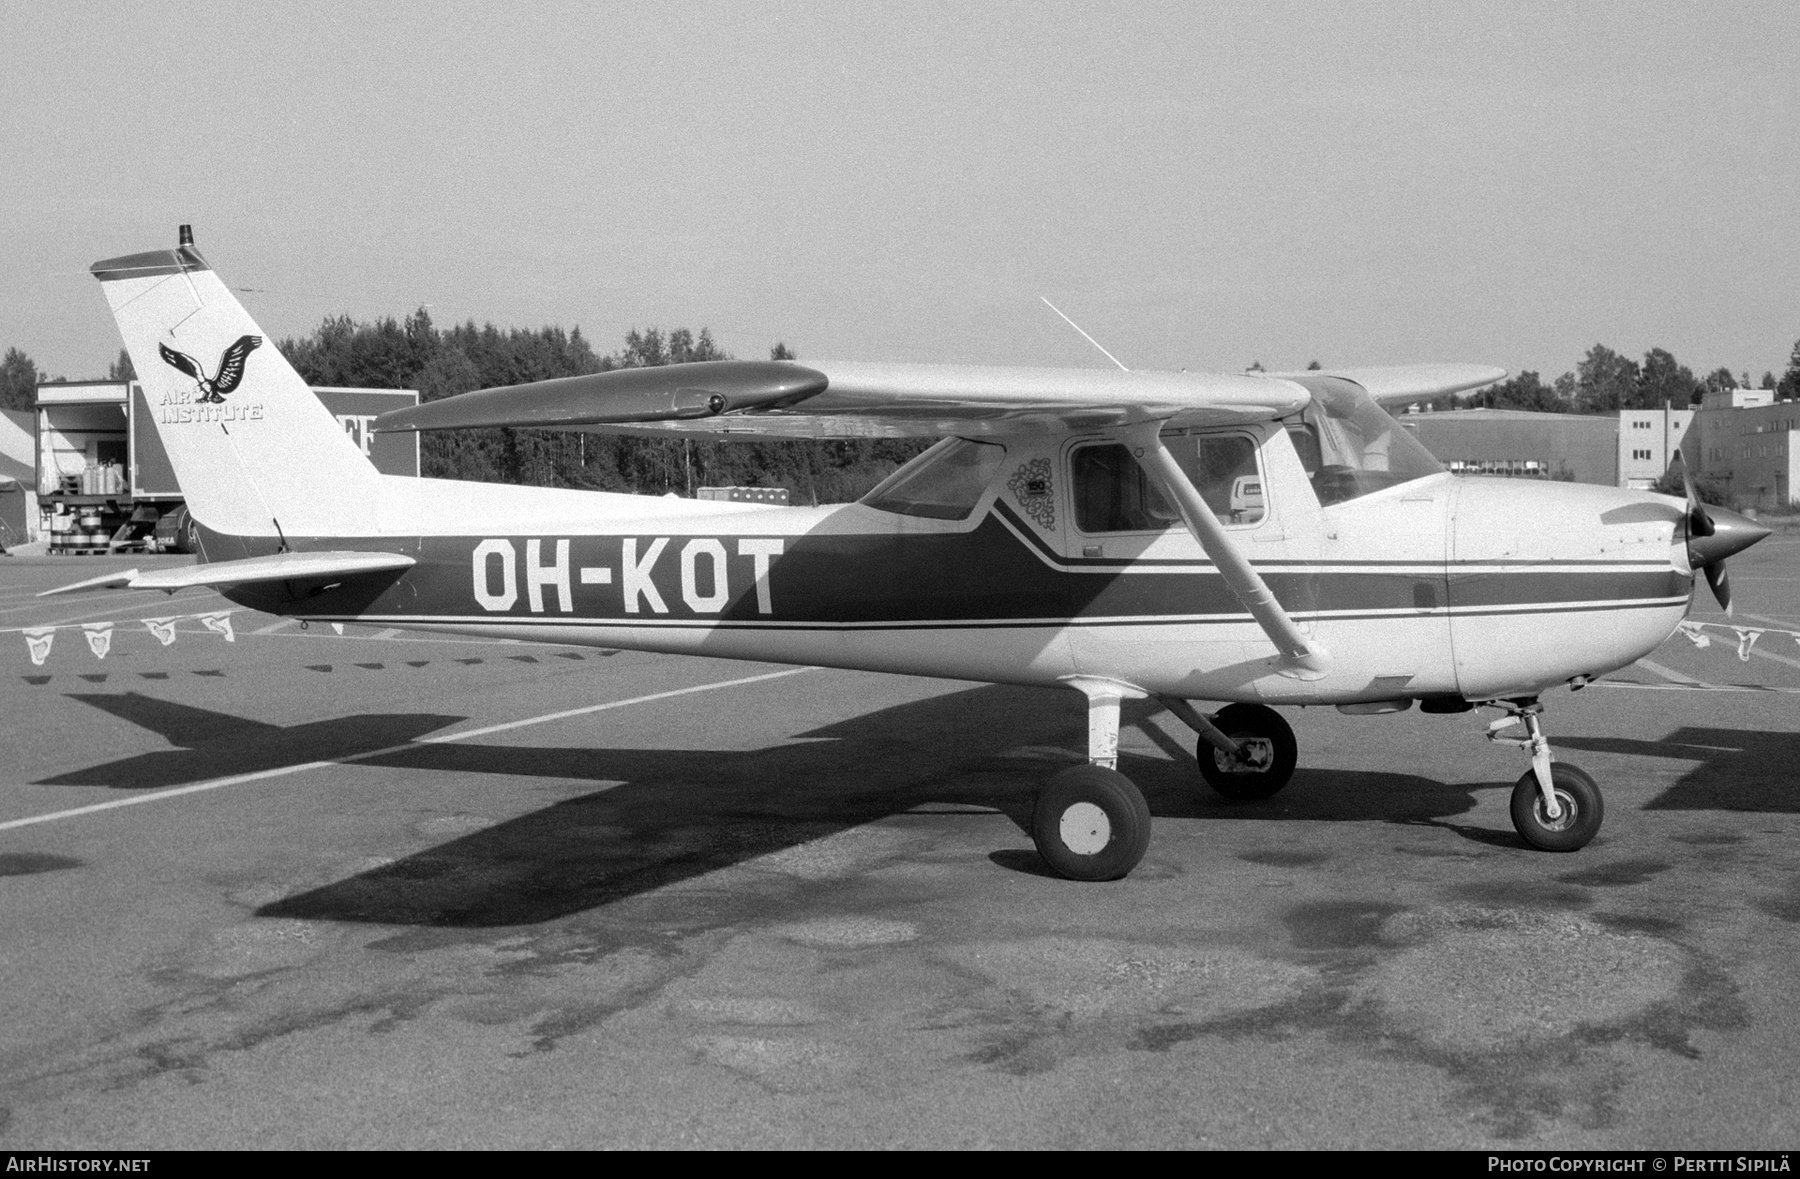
[1510,763,1603,852]
[1032,765,1152,882]
[1197,703,1298,801]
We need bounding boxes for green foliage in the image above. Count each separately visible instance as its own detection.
[1653,466,1736,510]
[1636,347,1698,408]
[1455,370,1564,413]
[0,347,40,412]
[107,348,135,382]
[1701,367,1737,399]
[1778,339,1800,402]
[1574,344,1640,414]
[275,311,926,502]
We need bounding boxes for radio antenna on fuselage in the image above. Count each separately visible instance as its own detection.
[1039,296,1129,372]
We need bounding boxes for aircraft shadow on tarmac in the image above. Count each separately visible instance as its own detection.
[46,686,1485,926]
[1560,726,1800,813]
[40,693,466,790]
[254,692,1478,928]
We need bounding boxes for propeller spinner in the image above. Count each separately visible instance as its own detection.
[1673,453,1770,614]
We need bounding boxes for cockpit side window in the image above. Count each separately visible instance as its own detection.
[1073,431,1264,534]
[861,437,1007,520]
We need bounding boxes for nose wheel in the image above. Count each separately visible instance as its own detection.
[1487,700,1603,851]
[1510,763,1603,851]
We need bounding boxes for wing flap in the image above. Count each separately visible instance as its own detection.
[39,551,416,597]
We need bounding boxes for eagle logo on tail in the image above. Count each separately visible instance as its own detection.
[158,335,262,403]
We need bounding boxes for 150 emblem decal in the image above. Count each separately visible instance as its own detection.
[1008,458,1055,530]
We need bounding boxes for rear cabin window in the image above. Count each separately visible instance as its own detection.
[1073,432,1264,534]
[861,437,1007,520]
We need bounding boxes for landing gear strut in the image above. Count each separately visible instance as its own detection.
[1032,678,1153,881]
[1486,699,1604,851]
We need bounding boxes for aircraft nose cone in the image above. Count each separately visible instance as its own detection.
[1688,507,1772,569]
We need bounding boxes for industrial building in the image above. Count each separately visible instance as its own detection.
[1681,386,1800,510]
[1398,387,1800,511]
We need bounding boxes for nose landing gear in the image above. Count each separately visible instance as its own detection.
[1486,700,1604,851]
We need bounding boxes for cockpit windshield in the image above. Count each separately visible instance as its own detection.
[861,437,1008,520]
[1286,377,1443,506]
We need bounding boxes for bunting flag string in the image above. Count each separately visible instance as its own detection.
[1676,621,1712,648]
[22,627,54,666]
[81,622,114,660]
[1676,619,1800,662]
[4,610,239,664]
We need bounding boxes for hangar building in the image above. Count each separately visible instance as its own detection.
[1396,409,1619,486]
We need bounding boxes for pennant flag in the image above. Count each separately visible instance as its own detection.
[81,622,114,660]
[143,617,179,646]
[1732,627,1760,663]
[22,627,54,666]
[1677,621,1711,649]
[199,612,236,643]
[330,622,344,635]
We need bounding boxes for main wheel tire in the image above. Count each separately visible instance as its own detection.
[1197,703,1298,801]
[1510,763,1603,852]
[1031,765,1152,882]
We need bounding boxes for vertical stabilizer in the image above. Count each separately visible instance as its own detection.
[91,230,382,539]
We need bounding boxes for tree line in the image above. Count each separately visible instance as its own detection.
[1425,342,1800,415]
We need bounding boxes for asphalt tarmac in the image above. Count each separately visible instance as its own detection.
[2,540,1798,1149]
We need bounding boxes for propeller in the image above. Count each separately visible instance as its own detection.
[1672,452,1769,615]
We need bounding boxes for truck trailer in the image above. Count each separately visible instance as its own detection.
[34,380,419,552]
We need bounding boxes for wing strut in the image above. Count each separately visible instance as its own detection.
[1123,421,1331,678]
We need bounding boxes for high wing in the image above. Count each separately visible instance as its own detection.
[372,360,1313,440]
[371,359,1504,439]
[39,550,416,597]
[1264,363,1506,407]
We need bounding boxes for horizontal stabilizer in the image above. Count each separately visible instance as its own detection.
[39,551,416,597]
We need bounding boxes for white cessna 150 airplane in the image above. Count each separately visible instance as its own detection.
[54,228,1771,881]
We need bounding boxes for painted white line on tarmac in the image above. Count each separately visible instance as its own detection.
[1737,610,1800,628]
[1598,682,1800,693]
[0,665,817,834]
[251,618,297,635]
[1636,657,1707,686]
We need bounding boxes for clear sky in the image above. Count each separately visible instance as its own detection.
[3,1,1796,385]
